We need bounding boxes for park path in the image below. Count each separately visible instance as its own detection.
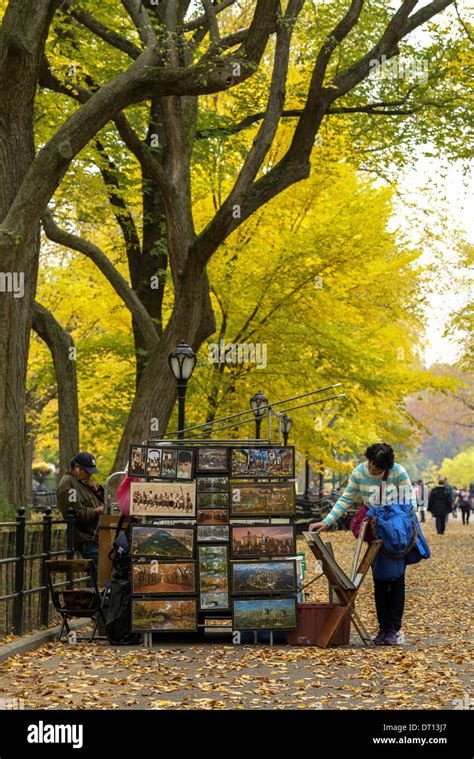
[0,519,471,710]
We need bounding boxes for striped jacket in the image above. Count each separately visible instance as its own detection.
[323,462,416,527]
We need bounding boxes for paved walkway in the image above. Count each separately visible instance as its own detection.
[0,519,471,710]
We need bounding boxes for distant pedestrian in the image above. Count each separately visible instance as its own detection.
[414,479,426,523]
[427,480,452,534]
[456,487,471,526]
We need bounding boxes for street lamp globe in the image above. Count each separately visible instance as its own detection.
[250,390,268,419]
[168,342,196,382]
[281,413,293,436]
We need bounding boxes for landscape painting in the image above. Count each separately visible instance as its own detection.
[132,561,196,595]
[197,526,229,542]
[230,482,295,516]
[197,508,229,525]
[198,545,229,611]
[231,526,295,558]
[130,482,196,517]
[197,492,229,508]
[131,526,194,558]
[230,447,294,478]
[132,599,197,632]
[197,477,229,493]
[231,561,296,595]
[233,598,297,630]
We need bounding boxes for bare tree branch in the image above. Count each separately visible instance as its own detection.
[201,0,221,44]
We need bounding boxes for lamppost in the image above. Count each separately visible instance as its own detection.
[250,391,268,440]
[168,342,196,439]
[280,413,293,446]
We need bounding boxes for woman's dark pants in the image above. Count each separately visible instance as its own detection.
[373,574,405,632]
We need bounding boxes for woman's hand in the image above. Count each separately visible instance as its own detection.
[309,521,328,533]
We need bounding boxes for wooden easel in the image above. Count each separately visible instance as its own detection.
[303,531,381,648]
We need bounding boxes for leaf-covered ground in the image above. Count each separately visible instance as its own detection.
[0,518,471,710]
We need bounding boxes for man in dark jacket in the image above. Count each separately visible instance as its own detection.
[428,480,452,534]
[57,452,104,573]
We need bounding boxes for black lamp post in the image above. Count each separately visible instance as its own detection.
[280,413,293,445]
[168,342,196,439]
[250,391,268,440]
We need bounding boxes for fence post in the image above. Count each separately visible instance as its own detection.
[13,506,26,636]
[40,506,52,627]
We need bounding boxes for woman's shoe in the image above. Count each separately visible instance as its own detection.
[384,629,403,645]
[373,629,387,645]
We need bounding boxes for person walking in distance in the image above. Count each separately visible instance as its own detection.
[427,479,452,534]
[456,486,471,526]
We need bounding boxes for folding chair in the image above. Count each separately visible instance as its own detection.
[45,559,107,642]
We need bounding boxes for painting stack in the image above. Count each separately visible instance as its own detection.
[128,443,298,635]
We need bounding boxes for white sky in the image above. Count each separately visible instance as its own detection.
[392,157,473,368]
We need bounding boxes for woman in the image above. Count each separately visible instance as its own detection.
[310,443,417,646]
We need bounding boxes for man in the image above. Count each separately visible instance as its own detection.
[310,443,417,647]
[57,452,104,574]
[427,479,452,534]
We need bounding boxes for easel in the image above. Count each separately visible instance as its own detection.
[303,530,381,648]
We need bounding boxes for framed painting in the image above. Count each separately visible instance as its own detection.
[230,447,295,479]
[231,560,297,595]
[197,477,229,493]
[197,508,229,525]
[129,445,147,477]
[231,525,295,558]
[198,545,229,611]
[161,449,178,479]
[176,449,194,480]
[132,598,198,632]
[130,481,196,518]
[196,447,229,473]
[197,525,230,543]
[230,481,295,517]
[132,560,196,595]
[145,447,162,478]
[233,598,297,630]
[197,492,229,508]
[130,525,194,559]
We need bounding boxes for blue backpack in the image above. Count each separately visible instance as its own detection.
[366,502,431,581]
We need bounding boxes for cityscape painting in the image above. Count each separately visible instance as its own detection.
[230,481,295,516]
[231,526,295,558]
[233,598,297,630]
[230,447,294,478]
[231,561,296,595]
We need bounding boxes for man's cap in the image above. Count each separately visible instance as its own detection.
[72,452,98,474]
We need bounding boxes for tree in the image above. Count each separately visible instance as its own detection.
[0,0,465,506]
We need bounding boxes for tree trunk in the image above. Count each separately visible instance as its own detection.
[112,264,215,470]
[32,302,80,475]
[0,0,58,507]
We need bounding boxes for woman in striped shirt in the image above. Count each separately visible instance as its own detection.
[309,443,417,645]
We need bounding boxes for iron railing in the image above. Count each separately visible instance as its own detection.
[0,505,85,639]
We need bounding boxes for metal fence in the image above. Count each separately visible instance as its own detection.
[0,505,80,639]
